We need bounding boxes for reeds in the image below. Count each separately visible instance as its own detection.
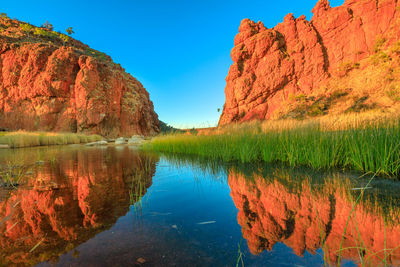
[0,131,103,148]
[0,163,30,187]
[143,116,400,178]
[0,155,33,187]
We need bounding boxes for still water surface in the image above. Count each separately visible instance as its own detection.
[0,146,399,266]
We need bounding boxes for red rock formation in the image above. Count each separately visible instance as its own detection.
[228,169,400,265]
[0,17,159,137]
[0,147,157,266]
[219,0,400,125]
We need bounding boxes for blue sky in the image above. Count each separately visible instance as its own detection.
[2,0,343,128]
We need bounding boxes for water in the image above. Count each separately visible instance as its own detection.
[0,146,399,266]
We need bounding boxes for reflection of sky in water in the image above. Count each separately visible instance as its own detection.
[1,146,397,266]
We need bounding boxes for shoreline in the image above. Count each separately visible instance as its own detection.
[0,132,103,149]
[142,114,400,179]
[0,132,147,149]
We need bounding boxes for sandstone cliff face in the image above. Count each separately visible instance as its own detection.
[219,0,400,125]
[0,16,160,137]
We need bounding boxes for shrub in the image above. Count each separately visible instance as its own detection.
[295,94,306,102]
[390,41,400,55]
[386,84,400,101]
[337,61,359,76]
[345,96,376,113]
[331,89,349,100]
[20,23,33,34]
[369,51,390,65]
[190,128,198,136]
[34,28,55,38]
[58,33,70,44]
[307,102,326,117]
[373,35,386,52]
[84,48,109,62]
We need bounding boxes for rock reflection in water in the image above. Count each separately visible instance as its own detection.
[228,167,400,266]
[0,147,158,266]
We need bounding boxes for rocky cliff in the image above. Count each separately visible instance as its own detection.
[0,15,160,137]
[219,0,400,125]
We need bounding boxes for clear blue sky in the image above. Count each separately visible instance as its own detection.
[2,0,343,128]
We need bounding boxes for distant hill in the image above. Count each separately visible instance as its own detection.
[159,121,183,134]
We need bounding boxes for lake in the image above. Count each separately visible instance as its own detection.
[0,146,399,266]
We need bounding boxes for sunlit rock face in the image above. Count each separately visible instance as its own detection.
[0,148,157,266]
[0,17,159,137]
[219,0,400,125]
[228,169,400,265]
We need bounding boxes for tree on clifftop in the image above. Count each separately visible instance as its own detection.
[41,21,53,31]
[66,27,74,35]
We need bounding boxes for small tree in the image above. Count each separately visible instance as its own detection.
[217,108,220,112]
[65,27,74,35]
[41,21,53,31]
[0,13,8,19]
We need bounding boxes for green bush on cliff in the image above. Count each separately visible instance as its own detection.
[84,48,109,62]
[19,23,33,33]
[58,33,70,43]
[33,28,58,39]
[373,36,386,53]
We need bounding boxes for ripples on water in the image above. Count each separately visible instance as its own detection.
[0,146,399,266]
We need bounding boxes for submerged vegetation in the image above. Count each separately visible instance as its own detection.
[0,131,102,148]
[143,113,400,178]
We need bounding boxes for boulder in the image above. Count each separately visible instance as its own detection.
[128,135,144,145]
[85,141,108,146]
[115,137,126,145]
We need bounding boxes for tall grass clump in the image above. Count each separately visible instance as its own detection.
[0,154,34,187]
[143,116,400,178]
[0,131,103,148]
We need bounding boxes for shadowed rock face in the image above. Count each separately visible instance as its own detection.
[219,0,400,125]
[0,17,159,137]
[0,147,158,266]
[228,169,400,265]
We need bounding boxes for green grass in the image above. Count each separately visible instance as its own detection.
[0,132,103,148]
[142,120,400,178]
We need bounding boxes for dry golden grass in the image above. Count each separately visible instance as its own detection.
[272,41,400,120]
[0,131,103,148]
[193,110,400,137]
